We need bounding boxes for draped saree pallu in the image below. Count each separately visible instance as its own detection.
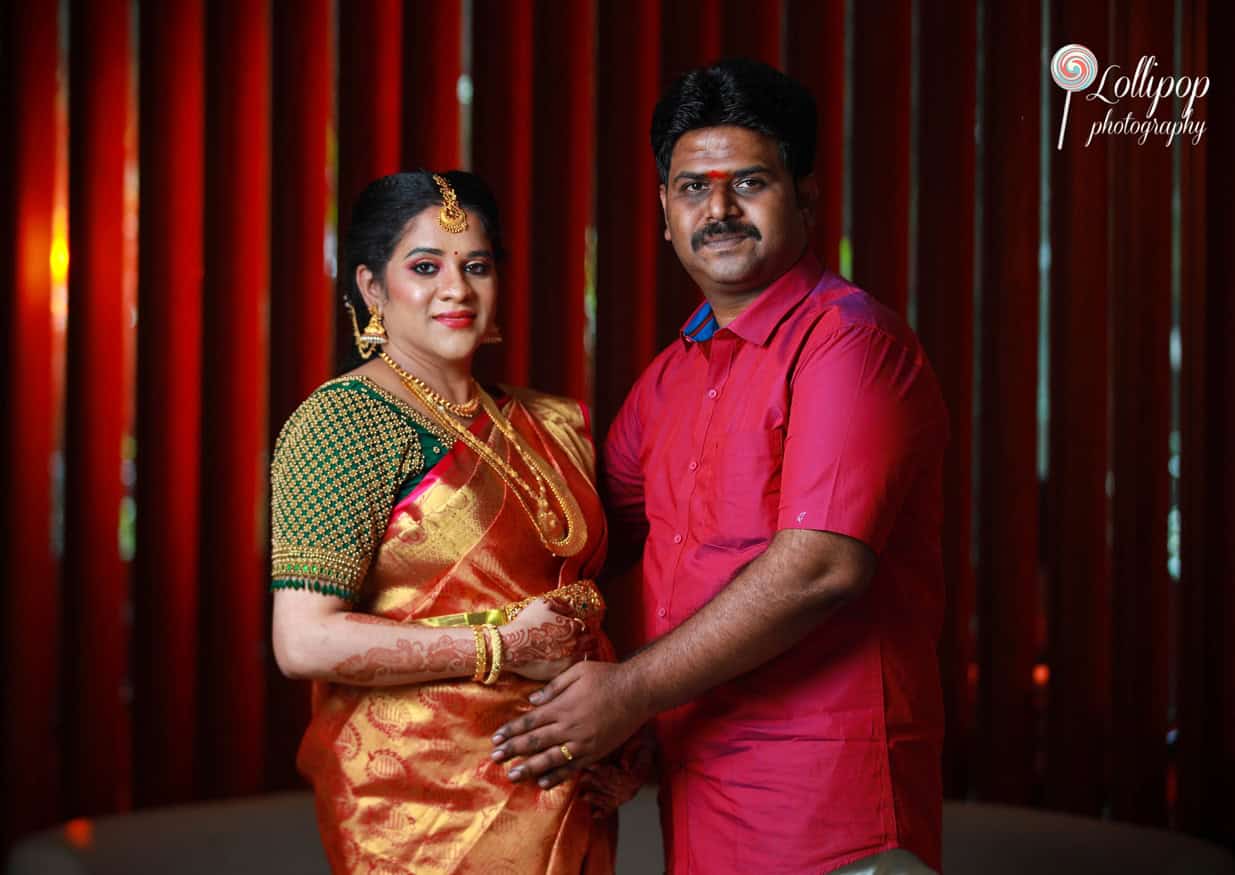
[271,377,613,875]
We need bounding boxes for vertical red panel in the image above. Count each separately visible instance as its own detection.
[528,0,595,402]
[402,0,462,170]
[975,0,1040,805]
[850,0,910,313]
[133,0,204,809]
[472,0,535,388]
[62,0,135,816]
[1179,0,1235,843]
[267,0,334,790]
[199,0,270,798]
[337,0,403,368]
[915,0,976,800]
[594,0,661,437]
[0,0,64,840]
[1042,0,1112,818]
[722,0,783,66]
[656,0,724,348]
[785,0,844,272]
[1107,0,1173,828]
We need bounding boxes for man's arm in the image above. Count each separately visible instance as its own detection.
[490,526,873,786]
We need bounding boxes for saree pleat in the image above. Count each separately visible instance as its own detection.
[297,388,613,875]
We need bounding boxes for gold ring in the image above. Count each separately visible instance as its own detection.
[559,743,574,762]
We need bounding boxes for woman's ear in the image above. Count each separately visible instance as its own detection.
[356,264,383,311]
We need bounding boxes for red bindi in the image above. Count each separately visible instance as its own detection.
[705,170,729,180]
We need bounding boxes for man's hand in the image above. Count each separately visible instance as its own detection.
[489,661,649,789]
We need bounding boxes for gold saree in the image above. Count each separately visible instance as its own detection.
[292,386,613,875]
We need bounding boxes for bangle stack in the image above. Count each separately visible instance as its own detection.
[470,624,505,685]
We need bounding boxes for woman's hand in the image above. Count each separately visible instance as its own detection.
[501,598,594,682]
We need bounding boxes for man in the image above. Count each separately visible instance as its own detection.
[491,58,948,874]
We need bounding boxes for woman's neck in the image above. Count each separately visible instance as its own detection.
[381,342,475,405]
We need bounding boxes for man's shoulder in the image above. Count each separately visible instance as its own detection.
[797,273,922,352]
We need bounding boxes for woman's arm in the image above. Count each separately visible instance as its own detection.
[273,591,590,686]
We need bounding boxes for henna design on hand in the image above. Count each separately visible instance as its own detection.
[331,633,471,683]
[503,614,578,667]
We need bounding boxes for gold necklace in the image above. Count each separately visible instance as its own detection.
[378,351,480,418]
[385,361,587,557]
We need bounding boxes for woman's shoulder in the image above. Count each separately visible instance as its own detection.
[500,385,590,431]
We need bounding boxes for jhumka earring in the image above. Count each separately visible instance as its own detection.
[481,322,504,345]
[346,298,388,359]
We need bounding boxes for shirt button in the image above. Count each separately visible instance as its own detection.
[672,533,683,544]
[688,460,698,471]
[657,607,667,618]
[707,388,718,399]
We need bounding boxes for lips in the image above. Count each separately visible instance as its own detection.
[433,311,477,329]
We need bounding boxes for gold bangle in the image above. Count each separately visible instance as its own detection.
[483,624,503,685]
[471,626,488,682]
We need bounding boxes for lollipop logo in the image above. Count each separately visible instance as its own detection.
[1051,43,1210,149]
[1052,44,1098,92]
[1051,44,1098,149]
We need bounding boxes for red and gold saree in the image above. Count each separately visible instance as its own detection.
[271,377,613,874]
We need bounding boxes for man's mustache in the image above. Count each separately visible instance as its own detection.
[690,219,762,252]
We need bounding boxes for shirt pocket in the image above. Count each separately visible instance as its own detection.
[699,428,784,550]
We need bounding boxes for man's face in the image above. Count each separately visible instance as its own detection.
[659,125,813,298]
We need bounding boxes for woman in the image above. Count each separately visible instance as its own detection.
[271,171,627,874]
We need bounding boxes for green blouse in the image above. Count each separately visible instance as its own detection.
[269,376,454,603]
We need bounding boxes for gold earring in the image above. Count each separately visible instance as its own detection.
[481,322,504,345]
[346,299,387,359]
[361,307,389,348]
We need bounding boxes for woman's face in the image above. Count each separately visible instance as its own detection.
[359,206,497,370]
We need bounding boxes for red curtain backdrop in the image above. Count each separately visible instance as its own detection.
[2,0,1233,853]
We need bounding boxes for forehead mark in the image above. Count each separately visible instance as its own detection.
[706,170,730,181]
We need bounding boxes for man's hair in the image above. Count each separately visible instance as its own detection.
[650,58,817,184]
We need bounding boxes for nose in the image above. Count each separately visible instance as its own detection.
[705,183,739,221]
[437,263,475,302]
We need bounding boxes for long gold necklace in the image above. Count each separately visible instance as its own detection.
[378,351,480,418]
[382,358,587,557]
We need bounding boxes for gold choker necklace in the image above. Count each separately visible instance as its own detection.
[378,352,480,418]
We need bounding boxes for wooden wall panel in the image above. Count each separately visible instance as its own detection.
[1107,0,1174,828]
[915,0,977,800]
[133,0,205,809]
[62,0,135,816]
[472,0,535,388]
[974,0,1041,806]
[850,0,910,314]
[266,0,334,790]
[0,0,65,842]
[1043,0,1112,818]
[198,0,271,799]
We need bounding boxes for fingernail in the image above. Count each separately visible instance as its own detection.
[491,732,505,744]
[529,691,543,704]
[508,767,524,780]
[538,778,550,788]
[490,749,505,761]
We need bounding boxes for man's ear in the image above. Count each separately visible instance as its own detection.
[659,184,671,241]
[356,264,384,311]
[795,174,819,230]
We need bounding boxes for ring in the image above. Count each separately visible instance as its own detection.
[559,743,574,762]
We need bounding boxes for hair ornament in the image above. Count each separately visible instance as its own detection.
[432,173,469,233]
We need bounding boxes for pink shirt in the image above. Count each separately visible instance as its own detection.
[603,252,948,873]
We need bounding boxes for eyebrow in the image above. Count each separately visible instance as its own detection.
[403,247,494,259]
[671,165,772,185]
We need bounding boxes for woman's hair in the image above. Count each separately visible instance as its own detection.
[649,58,817,184]
[341,169,504,320]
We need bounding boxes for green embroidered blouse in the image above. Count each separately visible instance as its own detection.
[269,376,453,603]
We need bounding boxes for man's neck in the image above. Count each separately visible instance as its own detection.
[705,287,766,328]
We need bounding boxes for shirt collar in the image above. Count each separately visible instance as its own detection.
[678,250,825,347]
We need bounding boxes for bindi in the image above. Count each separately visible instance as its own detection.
[705,170,730,182]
